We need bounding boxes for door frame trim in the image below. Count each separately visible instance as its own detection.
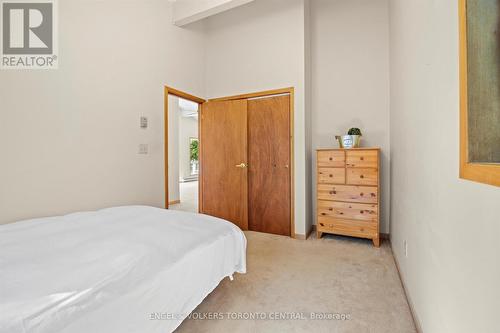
[208,87,295,238]
[164,86,206,210]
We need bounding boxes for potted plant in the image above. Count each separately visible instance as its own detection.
[336,128,362,148]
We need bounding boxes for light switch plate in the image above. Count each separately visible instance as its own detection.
[138,144,148,154]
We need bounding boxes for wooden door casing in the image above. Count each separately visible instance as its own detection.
[247,95,291,236]
[200,100,249,230]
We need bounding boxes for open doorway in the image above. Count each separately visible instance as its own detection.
[164,86,205,213]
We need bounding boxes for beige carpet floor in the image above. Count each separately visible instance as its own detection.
[170,181,198,213]
[176,231,416,333]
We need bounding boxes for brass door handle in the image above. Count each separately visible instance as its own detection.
[235,163,248,168]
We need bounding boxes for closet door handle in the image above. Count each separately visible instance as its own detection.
[235,163,248,168]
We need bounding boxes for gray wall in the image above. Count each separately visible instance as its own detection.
[0,0,205,224]
[389,1,500,332]
[178,116,198,181]
[168,96,180,202]
[310,0,391,232]
[204,0,310,235]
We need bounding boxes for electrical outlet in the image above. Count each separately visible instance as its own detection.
[403,240,408,257]
[138,144,148,155]
[140,116,148,129]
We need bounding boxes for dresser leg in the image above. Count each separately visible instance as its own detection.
[372,237,380,247]
[317,231,323,239]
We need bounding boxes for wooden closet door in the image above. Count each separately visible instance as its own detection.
[200,100,249,230]
[248,95,291,236]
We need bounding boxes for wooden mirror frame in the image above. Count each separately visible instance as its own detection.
[459,0,500,187]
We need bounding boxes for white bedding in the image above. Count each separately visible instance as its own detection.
[0,206,246,333]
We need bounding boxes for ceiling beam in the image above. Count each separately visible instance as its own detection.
[173,0,255,27]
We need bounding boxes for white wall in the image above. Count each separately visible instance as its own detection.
[168,96,181,202]
[389,1,500,332]
[304,0,313,236]
[204,0,310,235]
[178,115,198,180]
[0,0,205,224]
[167,98,199,202]
[310,0,391,232]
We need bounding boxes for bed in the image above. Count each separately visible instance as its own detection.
[0,206,247,333]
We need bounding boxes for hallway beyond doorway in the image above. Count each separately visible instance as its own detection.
[170,181,198,213]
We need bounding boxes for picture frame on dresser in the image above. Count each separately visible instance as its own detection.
[316,148,380,247]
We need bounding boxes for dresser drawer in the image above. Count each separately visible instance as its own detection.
[346,168,378,186]
[317,200,378,222]
[346,150,378,168]
[317,216,377,239]
[317,168,345,184]
[317,184,378,204]
[317,150,345,167]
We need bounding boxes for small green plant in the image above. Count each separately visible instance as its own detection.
[348,128,362,136]
[190,139,199,161]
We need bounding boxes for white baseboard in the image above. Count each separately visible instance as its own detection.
[390,237,423,333]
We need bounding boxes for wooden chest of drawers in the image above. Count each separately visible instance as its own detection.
[316,148,380,247]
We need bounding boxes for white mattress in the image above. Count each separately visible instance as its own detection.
[0,206,247,333]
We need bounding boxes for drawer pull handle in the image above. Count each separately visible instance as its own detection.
[340,212,344,215]
[321,213,326,216]
[360,157,364,161]
[329,157,333,161]
[328,208,333,211]
[320,223,325,227]
[360,175,364,179]
[360,210,364,214]
[371,193,376,197]
[360,192,364,196]
[329,174,333,177]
